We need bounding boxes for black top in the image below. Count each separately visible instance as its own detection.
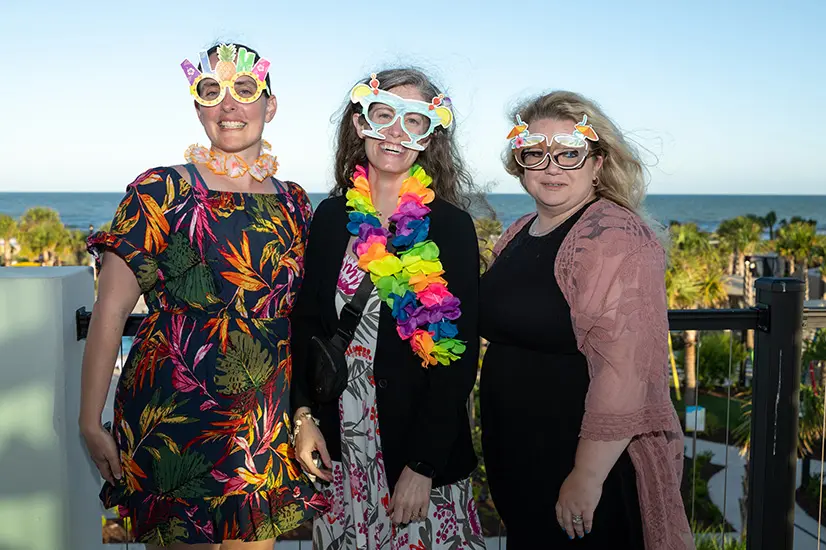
[478,203,644,548]
[290,195,480,493]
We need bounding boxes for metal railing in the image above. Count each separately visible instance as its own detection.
[74,276,826,548]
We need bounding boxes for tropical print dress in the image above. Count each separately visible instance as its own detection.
[87,164,328,545]
[311,252,485,550]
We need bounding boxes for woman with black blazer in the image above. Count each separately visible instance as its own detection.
[290,68,484,549]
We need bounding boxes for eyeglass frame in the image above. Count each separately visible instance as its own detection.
[514,134,600,171]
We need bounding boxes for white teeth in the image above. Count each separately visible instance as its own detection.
[380,144,402,154]
[219,121,246,128]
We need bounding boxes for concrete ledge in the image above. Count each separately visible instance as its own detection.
[0,267,101,550]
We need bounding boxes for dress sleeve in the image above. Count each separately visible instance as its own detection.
[285,180,314,240]
[409,210,480,473]
[569,239,675,441]
[86,167,178,294]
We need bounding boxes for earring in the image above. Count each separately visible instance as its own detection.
[592,176,599,188]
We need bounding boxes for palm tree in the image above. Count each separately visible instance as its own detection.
[668,223,728,406]
[666,263,699,401]
[776,221,818,299]
[717,216,763,277]
[736,385,825,486]
[804,329,826,391]
[763,211,777,240]
[812,235,826,300]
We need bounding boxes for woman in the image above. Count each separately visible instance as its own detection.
[290,68,485,549]
[480,92,693,549]
[80,42,326,549]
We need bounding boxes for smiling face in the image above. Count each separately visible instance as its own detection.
[351,84,429,175]
[195,51,277,155]
[519,117,603,212]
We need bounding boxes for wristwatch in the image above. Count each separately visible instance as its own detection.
[407,460,436,478]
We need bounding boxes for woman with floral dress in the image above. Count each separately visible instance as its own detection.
[290,68,485,549]
[79,43,327,549]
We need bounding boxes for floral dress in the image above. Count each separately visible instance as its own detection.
[87,164,328,545]
[312,253,485,550]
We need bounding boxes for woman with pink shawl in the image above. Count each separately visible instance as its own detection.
[479,91,693,549]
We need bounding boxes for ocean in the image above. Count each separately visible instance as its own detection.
[1,192,825,234]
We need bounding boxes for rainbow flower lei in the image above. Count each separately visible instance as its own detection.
[345,164,466,367]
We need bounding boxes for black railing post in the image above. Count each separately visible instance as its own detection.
[747,277,805,550]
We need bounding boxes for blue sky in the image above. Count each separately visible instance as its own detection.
[2,0,824,194]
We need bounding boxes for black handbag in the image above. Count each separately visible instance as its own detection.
[307,270,376,404]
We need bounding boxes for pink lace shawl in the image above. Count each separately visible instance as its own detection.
[492,199,694,550]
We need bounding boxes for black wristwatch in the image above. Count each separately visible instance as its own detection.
[407,460,436,478]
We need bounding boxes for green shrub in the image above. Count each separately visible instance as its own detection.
[698,332,748,387]
[693,531,746,550]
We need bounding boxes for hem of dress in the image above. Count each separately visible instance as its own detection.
[101,485,328,544]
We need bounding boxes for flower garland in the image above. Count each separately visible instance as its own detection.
[345,164,466,368]
[184,140,278,181]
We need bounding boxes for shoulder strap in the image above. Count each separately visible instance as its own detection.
[270,177,289,194]
[332,270,375,346]
[330,242,396,349]
[184,163,209,191]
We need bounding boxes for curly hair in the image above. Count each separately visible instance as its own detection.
[331,68,474,210]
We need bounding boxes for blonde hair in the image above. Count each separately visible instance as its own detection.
[504,90,668,246]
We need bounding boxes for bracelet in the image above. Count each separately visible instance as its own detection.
[290,410,319,446]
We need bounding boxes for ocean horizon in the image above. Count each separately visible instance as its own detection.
[1,192,825,234]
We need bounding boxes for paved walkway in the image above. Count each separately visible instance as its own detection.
[685,437,826,549]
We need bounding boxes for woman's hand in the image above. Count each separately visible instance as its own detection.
[81,423,122,485]
[387,467,432,525]
[555,467,603,539]
[294,413,333,482]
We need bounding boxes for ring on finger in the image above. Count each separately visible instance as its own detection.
[572,514,583,524]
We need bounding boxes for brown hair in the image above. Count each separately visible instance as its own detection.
[198,42,272,97]
[331,68,473,209]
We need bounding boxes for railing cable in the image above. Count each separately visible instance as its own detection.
[721,329,734,544]
[818,378,826,549]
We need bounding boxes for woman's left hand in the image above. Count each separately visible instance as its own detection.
[556,467,603,539]
[387,467,432,525]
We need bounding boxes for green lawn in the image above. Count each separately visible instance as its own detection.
[672,389,747,441]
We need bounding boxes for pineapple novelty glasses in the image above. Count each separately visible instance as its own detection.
[181,44,271,107]
[508,114,600,171]
[350,73,454,151]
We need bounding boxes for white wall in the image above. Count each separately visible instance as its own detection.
[0,267,103,550]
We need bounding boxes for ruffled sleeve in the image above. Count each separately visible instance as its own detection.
[285,180,314,242]
[87,167,179,294]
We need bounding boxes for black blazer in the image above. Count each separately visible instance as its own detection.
[290,194,480,493]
